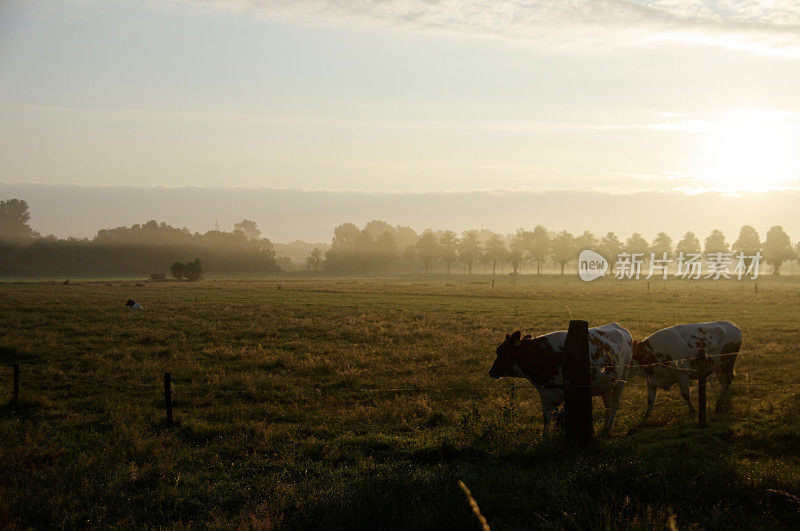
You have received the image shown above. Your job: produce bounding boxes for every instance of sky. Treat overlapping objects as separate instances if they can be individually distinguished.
[1,0,800,239]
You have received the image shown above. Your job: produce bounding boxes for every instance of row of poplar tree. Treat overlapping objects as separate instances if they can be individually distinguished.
[312,220,799,275]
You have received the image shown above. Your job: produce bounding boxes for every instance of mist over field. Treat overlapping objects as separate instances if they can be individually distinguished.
[3,183,800,243]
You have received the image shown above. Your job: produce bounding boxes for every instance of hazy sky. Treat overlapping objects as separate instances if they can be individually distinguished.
[4,184,799,244]
[2,0,800,196]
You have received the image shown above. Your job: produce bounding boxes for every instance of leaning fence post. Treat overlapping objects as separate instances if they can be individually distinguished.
[563,319,593,446]
[697,348,707,426]
[164,372,173,425]
[13,363,20,401]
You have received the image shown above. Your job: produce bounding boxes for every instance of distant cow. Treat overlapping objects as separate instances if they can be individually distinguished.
[634,321,741,418]
[489,322,634,437]
[125,299,143,310]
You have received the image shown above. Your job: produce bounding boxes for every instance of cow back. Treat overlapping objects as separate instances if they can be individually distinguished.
[640,321,741,361]
[537,322,633,393]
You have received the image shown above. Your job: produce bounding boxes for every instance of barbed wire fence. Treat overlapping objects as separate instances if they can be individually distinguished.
[5,349,797,427]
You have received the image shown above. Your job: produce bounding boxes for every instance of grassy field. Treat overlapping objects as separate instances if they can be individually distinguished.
[1,275,800,529]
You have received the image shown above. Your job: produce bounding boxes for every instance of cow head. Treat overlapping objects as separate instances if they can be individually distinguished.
[489,331,525,379]
[490,331,564,384]
[125,299,135,307]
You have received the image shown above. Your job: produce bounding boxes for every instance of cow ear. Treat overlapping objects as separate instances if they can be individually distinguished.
[511,331,522,345]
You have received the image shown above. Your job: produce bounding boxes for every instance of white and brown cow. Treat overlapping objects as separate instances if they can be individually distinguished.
[488,322,633,437]
[634,321,741,418]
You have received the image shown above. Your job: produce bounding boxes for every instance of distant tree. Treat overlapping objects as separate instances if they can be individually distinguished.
[795,242,800,270]
[0,216,279,276]
[458,230,481,275]
[184,258,203,281]
[438,230,459,275]
[256,237,277,260]
[0,198,38,241]
[363,219,394,240]
[324,223,362,272]
[402,245,416,275]
[170,258,202,281]
[483,233,507,277]
[331,223,360,249]
[732,225,761,267]
[704,229,729,254]
[676,231,701,255]
[625,233,649,256]
[233,219,261,241]
[508,229,532,274]
[598,232,622,269]
[575,230,598,254]
[550,230,575,276]
[762,225,794,275]
[394,225,419,251]
[374,232,397,274]
[170,261,185,280]
[732,225,761,254]
[306,248,323,270]
[530,225,550,275]
[416,230,439,274]
[651,232,673,256]
[353,230,375,272]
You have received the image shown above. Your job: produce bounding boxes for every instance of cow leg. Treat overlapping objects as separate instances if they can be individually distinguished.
[678,378,696,415]
[539,394,559,439]
[602,384,625,436]
[599,390,618,437]
[542,409,552,439]
[644,382,657,419]
[715,354,736,414]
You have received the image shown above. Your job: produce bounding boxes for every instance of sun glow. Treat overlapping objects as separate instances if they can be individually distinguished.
[697,111,800,192]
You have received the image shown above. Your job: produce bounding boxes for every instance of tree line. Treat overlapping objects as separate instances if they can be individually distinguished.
[313,221,800,276]
[2,197,798,277]
[0,199,280,275]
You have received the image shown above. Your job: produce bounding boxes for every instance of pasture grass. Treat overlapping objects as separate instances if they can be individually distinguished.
[1,275,799,528]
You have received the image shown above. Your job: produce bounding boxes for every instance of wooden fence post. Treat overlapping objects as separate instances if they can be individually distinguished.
[164,372,173,425]
[697,348,707,426]
[563,320,593,446]
[13,363,19,401]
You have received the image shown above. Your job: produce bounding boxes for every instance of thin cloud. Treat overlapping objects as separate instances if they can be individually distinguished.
[168,0,800,57]
[4,102,779,133]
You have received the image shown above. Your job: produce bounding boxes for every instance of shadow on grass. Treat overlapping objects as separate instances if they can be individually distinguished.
[0,398,42,419]
[0,345,39,365]
[732,427,800,460]
[283,421,799,530]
